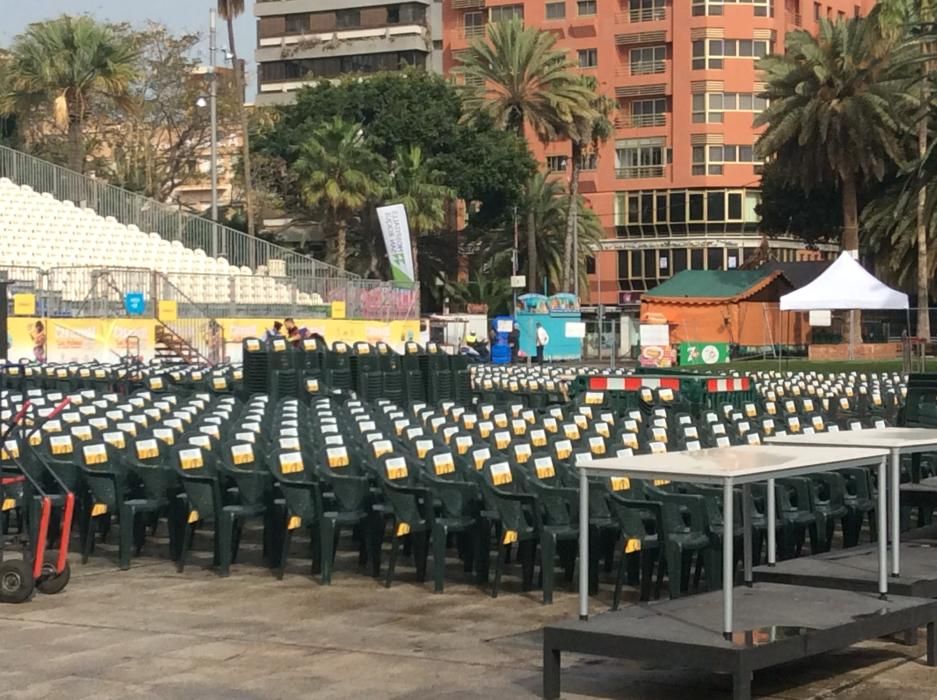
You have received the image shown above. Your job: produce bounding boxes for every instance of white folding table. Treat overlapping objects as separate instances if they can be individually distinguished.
[577,444,889,638]
[768,428,937,578]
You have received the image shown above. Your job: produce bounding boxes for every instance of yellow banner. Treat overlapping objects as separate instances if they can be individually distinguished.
[157,300,178,321]
[12,293,36,316]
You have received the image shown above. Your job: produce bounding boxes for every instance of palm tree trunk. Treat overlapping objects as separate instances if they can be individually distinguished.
[66,112,84,173]
[918,30,933,340]
[527,208,537,293]
[841,172,861,350]
[841,173,860,255]
[336,220,347,270]
[917,119,930,339]
[225,17,256,240]
[562,143,581,292]
[410,232,420,287]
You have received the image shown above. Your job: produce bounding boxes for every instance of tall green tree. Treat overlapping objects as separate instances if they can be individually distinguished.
[217,0,256,238]
[388,145,455,283]
[563,76,614,293]
[754,14,918,255]
[0,15,139,171]
[874,0,935,337]
[292,117,385,269]
[457,18,596,292]
[251,71,535,240]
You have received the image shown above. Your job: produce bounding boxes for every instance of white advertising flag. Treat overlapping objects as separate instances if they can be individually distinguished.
[376,204,415,284]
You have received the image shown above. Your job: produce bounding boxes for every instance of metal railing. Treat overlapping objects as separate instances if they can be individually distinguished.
[630,60,666,75]
[615,6,667,23]
[461,24,486,38]
[615,165,665,179]
[0,145,420,318]
[0,145,355,281]
[1,265,419,321]
[616,112,667,128]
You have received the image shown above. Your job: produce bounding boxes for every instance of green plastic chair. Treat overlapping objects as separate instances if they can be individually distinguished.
[376,453,433,588]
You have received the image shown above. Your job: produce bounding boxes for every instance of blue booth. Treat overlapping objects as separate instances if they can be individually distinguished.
[516,293,582,361]
[490,315,513,364]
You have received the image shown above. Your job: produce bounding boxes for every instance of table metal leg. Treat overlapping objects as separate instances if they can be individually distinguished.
[890,448,900,577]
[767,477,776,566]
[723,479,734,640]
[877,457,888,600]
[579,467,589,621]
[742,483,752,587]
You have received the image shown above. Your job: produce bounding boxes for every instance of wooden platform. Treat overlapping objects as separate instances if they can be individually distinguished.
[542,583,937,700]
[754,529,937,598]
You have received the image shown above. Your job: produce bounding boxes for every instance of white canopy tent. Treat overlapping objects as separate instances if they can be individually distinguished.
[780,251,909,311]
[778,252,908,364]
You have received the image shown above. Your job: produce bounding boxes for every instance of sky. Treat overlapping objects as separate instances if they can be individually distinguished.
[0,1,256,98]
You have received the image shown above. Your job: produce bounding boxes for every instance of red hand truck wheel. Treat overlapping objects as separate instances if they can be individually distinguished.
[37,557,70,595]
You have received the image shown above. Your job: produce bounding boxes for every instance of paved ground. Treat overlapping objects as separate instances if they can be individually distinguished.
[3,527,937,700]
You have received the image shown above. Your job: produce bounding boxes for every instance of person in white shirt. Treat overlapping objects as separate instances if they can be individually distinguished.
[535,322,549,364]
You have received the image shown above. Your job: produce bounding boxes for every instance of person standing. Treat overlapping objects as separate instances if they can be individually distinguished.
[264,321,283,346]
[535,322,549,364]
[508,323,520,363]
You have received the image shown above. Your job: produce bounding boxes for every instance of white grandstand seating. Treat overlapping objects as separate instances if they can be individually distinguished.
[0,178,323,306]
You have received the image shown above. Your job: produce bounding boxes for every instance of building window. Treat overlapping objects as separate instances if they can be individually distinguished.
[463,11,485,37]
[692,92,768,123]
[586,256,596,274]
[629,98,667,127]
[814,2,821,19]
[615,138,665,179]
[400,4,427,22]
[547,155,568,172]
[692,38,770,69]
[284,14,309,34]
[578,48,598,68]
[387,5,401,23]
[336,9,361,28]
[630,45,666,75]
[577,0,598,16]
[692,143,759,175]
[489,4,524,22]
[629,0,666,22]
[692,0,772,16]
[612,188,761,236]
[259,51,426,83]
[579,151,598,170]
[546,2,566,19]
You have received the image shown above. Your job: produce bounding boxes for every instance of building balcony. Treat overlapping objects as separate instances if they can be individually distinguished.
[615,165,666,179]
[615,29,668,47]
[615,6,668,24]
[452,0,485,8]
[615,112,668,129]
[627,59,666,76]
[461,25,486,39]
[786,10,802,26]
[256,26,431,62]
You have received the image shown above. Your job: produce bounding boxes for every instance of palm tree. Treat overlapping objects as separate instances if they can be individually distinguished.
[457,18,596,292]
[443,274,513,316]
[562,76,615,293]
[293,117,385,269]
[0,16,139,171]
[521,171,602,294]
[875,0,935,337]
[388,145,455,283]
[754,15,918,255]
[217,0,256,238]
